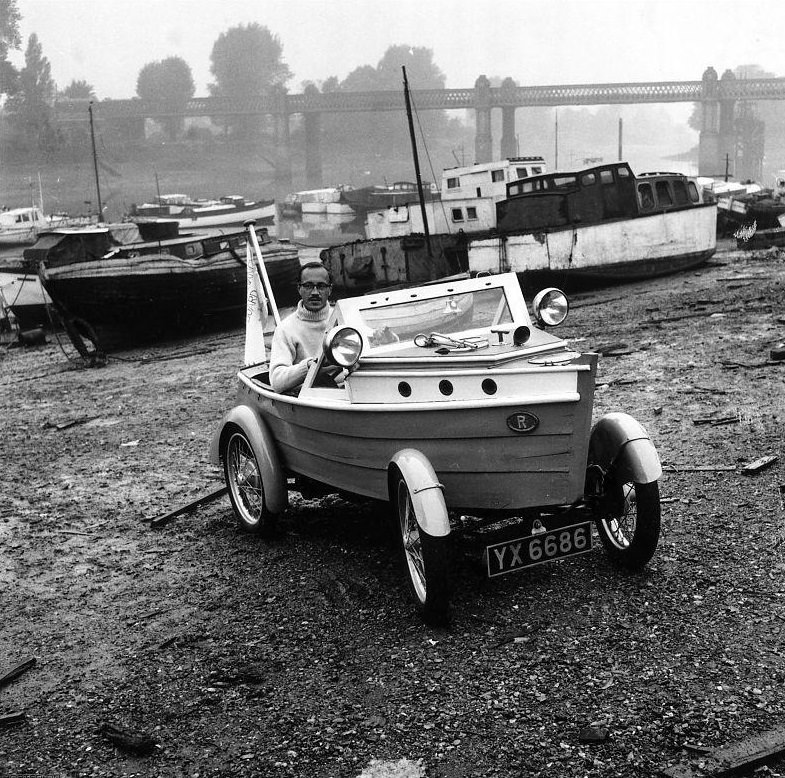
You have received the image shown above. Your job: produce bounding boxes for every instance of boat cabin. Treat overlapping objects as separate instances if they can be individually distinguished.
[497,163,704,233]
[441,157,547,202]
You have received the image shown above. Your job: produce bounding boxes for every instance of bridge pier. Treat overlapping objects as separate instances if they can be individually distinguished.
[499,78,517,159]
[474,75,493,164]
[304,114,322,188]
[698,66,739,179]
[272,88,292,190]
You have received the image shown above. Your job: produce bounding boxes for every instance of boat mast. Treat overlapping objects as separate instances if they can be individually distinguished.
[402,66,432,258]
[88,101,104,222]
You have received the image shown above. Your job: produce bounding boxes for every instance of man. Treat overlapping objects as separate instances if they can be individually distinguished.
[269,261,345,393]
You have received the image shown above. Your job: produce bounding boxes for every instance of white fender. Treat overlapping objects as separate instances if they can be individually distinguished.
[588,412,662,485]
[210,404,288,514]
[389,449,450,537]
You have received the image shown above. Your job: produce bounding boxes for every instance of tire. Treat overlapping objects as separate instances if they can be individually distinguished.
[595,479,661,570]
[391,469,450,625]
[222,427,277,535]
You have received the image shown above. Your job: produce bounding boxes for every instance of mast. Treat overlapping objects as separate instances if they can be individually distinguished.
[402,66,432,258]
[88,101,104,222]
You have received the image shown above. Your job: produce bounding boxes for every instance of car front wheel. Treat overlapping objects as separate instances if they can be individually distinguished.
[391,469,450,625]
[595,479,660,570]
[223,427,277,535]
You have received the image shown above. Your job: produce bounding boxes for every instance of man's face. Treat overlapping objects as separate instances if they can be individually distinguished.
[298,266,331,312]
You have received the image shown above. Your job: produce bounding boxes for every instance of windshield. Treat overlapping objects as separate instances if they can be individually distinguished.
[357,286,513,345]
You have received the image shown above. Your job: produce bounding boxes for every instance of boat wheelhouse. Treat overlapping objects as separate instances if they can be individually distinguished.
[469,162,716,288]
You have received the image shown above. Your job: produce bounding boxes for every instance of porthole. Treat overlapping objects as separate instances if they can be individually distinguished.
[482,379,497,395]
[398,381,412,398]
[439,380,453,396]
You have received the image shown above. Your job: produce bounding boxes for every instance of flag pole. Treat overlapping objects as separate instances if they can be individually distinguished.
[245,220,281,326]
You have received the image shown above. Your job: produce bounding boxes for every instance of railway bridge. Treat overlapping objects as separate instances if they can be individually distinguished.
[55,67,785,187]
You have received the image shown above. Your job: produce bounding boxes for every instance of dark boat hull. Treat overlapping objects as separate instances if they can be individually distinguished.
[41,249,299,348]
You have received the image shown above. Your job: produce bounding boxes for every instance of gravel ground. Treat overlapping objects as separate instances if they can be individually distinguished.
[1,239,784,778]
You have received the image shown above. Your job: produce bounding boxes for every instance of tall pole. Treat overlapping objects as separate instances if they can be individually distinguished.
[618,117,623,161]
[88,101,104,222]
[554,110,559,170]
[402,66,432,258]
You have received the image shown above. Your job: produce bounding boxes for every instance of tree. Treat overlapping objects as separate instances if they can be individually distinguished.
[319,45,463,183]
[5,33,57,151]
[136,56,195,140]
[61,79,95,99]
[208,23,291,139]
[0,0,21,96]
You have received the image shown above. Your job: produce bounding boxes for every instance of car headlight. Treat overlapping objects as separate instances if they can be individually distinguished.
[532,288,569,327]
[324,326,363,368]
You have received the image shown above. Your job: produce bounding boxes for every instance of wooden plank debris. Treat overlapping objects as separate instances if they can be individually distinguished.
[0,712,26,728]
[0,657,36,689]
[660,725,785,777]
[741,455,779,475]
[662,465,736,473]
[148,486,228,529]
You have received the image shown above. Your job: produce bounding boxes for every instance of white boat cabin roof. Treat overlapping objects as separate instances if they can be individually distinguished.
[0,206,46,226]
[440,157,547,201]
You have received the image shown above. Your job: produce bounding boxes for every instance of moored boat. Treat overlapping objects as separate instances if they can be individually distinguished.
[26,222,300,351]
[129,194,276,230]
[323,161,716,295]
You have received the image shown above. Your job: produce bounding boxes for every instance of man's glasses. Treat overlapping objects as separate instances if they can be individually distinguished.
[299,282,331,291]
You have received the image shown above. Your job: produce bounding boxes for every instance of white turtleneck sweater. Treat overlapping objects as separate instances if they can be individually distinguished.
[269,301,331,393]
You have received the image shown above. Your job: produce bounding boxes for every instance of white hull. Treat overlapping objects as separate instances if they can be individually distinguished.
[468,205,717,278]
[171,202,275,228]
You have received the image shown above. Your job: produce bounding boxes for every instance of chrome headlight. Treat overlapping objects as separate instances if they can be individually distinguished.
[532,288,569,327]
[324,326,363,368]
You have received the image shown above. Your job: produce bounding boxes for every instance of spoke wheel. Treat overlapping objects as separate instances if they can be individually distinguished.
[595,479,660,570]
[392,470,450,625]
[223,428,276,534]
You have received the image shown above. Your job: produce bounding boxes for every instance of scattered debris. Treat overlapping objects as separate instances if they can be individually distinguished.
[741,455,779,475]
[0,657,36,689]
[0,712,26,728]
[41,415,99,431]
[120,439,140,447]
[147,486,228,529]
[693,415,739,427]
[770,342,785,361]
[98,722,158,755]
[661,724,785,777]
[662,465,736,473]
[578,725,610,744]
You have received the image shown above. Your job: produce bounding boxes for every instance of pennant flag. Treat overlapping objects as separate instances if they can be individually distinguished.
[244,238,268,366]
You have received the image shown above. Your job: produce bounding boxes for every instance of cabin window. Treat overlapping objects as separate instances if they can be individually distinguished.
[599,170,615,185]
[553,175,577,189]
[476,187,481,197]
[466,207,478,220]
[491,169,505,182]
[451,208,464,222]
[672,180,689,205]
[515,167,528,178]
[655,181,674,206]
[580,173,597,187]
[617,167,631,178]
[447,177,460,189]
[638,183,655,210]
[531,166,543,175]
[687,181,700,203]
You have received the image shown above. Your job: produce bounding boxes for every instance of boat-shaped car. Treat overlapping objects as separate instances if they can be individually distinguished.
[211,236,663,623]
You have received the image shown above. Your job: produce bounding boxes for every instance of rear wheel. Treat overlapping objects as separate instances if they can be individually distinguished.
[392,469,450,625]
[223,427,277,535]
[595,479,660,569]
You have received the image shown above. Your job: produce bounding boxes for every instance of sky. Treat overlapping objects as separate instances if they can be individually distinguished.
[10,0,785,101]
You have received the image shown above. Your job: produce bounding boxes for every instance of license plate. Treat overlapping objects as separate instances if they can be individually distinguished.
[486,521,594,578]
